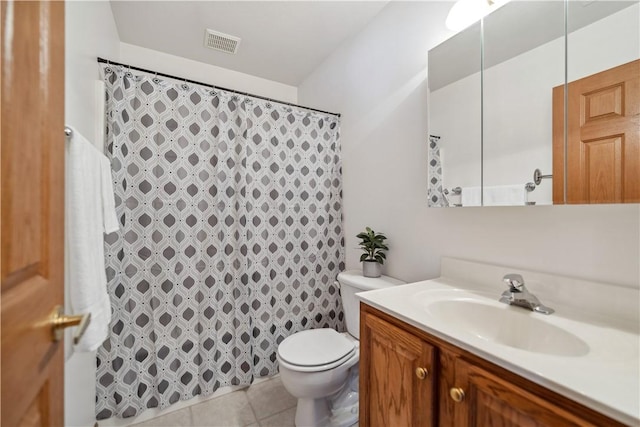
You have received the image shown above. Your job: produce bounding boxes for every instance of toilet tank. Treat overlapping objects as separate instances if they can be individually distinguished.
[337,270,405,339]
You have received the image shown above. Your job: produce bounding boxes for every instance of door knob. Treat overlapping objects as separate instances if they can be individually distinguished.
[415,367,429,380]
[450,387,465,402]
[49,305,91,344]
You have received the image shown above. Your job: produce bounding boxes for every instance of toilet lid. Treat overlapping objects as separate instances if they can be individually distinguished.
[278,329,355,367]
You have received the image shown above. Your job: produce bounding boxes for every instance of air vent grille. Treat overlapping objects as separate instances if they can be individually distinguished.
[204,29,241,54]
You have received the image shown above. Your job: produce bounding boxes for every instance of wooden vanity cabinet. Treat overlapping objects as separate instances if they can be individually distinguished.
[360,303,627,427]
[359,309,436,426]
[451,357,596,427]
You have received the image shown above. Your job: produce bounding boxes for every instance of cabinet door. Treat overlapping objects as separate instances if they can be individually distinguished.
[450,358,596,427]
[360,311,436,427]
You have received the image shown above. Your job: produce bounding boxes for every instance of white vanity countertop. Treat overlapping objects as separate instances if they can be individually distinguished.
[357,276,640,425]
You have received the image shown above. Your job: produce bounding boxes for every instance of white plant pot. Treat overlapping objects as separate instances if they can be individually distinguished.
[362,261,382,278]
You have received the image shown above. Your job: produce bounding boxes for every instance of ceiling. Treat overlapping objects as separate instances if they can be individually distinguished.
[110,1,389,86]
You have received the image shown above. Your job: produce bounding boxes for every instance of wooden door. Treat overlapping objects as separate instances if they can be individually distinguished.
[1,1,66,426]
[450,357,595,427]
[553,59,640,203]
[359,306,436,427]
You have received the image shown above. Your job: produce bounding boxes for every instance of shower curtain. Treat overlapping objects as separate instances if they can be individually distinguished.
[95,65,345,419]
[427,135,446,207]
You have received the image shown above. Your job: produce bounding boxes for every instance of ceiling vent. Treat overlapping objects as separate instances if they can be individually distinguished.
[204,29,241,54]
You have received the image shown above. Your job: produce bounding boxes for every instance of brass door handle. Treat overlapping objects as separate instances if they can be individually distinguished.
[415,367,429,380]
[49,305,91,344]
[450,387,465,403]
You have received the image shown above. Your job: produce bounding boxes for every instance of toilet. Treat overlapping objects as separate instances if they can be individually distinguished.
[277,270,405,427]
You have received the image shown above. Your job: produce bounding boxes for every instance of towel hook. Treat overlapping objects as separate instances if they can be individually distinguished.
[533,169,553,185]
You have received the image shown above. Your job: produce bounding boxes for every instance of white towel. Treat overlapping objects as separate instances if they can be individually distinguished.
[461,185,527,206]
[461,186,482,207]
[483,184,527,206]
[66,127,119,352]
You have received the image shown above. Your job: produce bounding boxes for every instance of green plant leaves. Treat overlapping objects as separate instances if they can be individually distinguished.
[357,226,388,264]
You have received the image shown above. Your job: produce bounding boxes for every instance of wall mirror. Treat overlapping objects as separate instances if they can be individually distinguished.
[427,0,639,207]
[428,22,482,207]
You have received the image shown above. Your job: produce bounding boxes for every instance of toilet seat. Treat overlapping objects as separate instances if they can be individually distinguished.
[278,329,356,373]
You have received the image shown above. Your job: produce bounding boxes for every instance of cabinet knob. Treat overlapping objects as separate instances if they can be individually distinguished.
[450,387,465,403]
[415,367,429,380]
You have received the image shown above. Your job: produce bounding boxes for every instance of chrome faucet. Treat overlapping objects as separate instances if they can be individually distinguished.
[499,274,554,315]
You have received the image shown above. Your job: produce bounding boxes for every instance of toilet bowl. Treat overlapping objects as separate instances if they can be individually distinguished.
[277,271,405,427]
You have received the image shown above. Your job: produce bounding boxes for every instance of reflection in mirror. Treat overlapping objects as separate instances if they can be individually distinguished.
[562,1,639,204]
[428,22,482,207]
[483,1,565,206]
[427,0,639,207]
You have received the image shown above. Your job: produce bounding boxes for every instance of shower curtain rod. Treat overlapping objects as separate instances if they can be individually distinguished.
[97,57,341,118]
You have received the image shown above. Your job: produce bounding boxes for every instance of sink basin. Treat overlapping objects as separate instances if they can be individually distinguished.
[424,298,590,357]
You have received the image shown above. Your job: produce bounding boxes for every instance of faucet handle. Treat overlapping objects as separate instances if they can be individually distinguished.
[503,274,525,292]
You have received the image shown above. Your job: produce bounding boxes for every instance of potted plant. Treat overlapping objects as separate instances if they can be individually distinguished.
[357,227,389,278]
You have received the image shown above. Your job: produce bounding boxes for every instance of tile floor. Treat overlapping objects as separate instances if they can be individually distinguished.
[130,377,297,427]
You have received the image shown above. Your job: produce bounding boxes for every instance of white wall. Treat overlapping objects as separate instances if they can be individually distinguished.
[65,1,120,147]
[298,1,640,289]
[568,3,640,82]
[119,43,297,103]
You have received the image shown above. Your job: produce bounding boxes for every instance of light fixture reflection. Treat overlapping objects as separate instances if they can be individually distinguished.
[445,0,511,32]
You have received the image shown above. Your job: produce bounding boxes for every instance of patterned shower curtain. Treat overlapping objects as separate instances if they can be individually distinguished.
[427,135,447,207]
[95,65,345,419]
